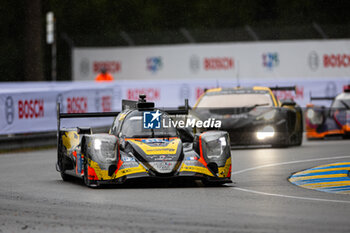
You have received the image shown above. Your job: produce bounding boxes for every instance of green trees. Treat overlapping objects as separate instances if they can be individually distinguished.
[1,0,350,82]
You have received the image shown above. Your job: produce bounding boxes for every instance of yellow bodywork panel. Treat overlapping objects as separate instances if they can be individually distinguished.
[88,159,147,180]
[62,131,80,151]
[179,163,214,177]
[119,113,127,121]
[129,139,180,155]
[115,165,148,178]
[218,157,232,178]
[252,86,278,107]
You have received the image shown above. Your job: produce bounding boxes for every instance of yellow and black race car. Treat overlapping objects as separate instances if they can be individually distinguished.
[192,86,303,147]
[56,95,232,187]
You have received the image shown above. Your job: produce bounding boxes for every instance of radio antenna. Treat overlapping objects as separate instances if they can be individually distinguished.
[236,60,240,88]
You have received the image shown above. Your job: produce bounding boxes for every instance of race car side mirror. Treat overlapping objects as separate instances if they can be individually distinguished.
[177,127,194,143]
[119,135,126,150]
[178,105,192,110]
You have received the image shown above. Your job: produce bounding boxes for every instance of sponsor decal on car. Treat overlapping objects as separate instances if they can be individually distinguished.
[141,138,169,143]
[130,139,180,155]
[121,156,136,162]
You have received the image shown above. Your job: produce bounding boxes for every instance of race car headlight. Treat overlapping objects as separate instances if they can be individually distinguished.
[94,139,102,150]
[256,125,275,140]
[306,108,323,125]
[94,138,117,161]
[219,136,227,147]
[306,109,315,119]
[257,110,276,121]
[206,136,227,159]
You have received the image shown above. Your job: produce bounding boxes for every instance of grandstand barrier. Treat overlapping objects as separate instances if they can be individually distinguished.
[0,78,348,149]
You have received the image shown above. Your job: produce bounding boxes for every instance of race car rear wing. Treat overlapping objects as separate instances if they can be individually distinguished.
[310,96,335,101]
[56,102,120,142]
[269,86,296,92]
[121,95,189,115]
[309,92,335,101]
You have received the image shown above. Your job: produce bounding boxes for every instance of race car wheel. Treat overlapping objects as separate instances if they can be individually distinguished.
[294,129,303,146]
[83,159,91,187]
[294,110,303,146]
[272,137,289,148]
[83,158,99,188]
[272,143,288,148]
[202,179,224,187]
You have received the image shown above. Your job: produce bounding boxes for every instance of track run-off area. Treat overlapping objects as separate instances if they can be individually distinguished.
[0,139,350,233]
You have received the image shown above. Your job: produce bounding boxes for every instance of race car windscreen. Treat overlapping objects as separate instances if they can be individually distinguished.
[120,111,177,138]
[331,99,350,109]
[196,92,274,108]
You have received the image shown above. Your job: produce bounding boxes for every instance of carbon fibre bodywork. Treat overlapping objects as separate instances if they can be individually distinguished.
[56,97,232,187]
[193,86,303,147]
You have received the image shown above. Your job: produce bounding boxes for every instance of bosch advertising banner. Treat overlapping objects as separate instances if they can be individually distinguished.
[0,89,56,134]
[0,78,349,135]
[118,79,218,107]
[73,39,350,81]
[0,84,116,134]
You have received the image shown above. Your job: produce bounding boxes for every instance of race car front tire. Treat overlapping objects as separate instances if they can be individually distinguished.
[83,158,99,188]
[60,171,74,181]
[271,135,290,148]
[294,129,303,146]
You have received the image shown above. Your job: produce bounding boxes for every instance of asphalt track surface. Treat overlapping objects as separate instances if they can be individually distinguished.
[1,139,350,233]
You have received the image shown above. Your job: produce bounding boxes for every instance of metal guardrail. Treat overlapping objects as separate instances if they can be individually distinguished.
[0,127,110,151]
